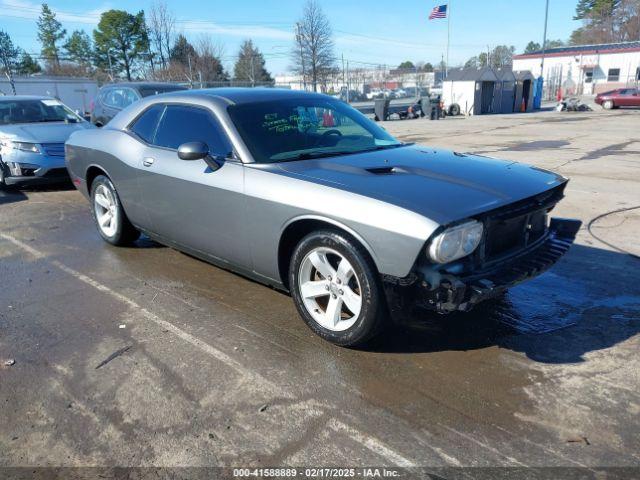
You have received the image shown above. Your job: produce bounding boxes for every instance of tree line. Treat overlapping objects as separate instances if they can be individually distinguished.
[0,1,275,86]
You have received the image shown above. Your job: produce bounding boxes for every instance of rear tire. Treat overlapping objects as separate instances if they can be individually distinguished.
[289,229,387,346]
[90,175,140,246]
[449,103,461,116]
[603,100,614,110]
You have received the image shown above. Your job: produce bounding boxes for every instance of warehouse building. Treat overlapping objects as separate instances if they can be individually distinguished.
[513,41,640,98]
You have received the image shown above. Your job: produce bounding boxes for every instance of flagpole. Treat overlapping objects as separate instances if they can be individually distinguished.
[446,0,451,77]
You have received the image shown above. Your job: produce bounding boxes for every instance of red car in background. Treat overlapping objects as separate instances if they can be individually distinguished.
[595,87,640,109]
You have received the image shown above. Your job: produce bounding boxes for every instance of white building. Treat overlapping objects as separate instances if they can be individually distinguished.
[0,76,99,114]
[513,41,640,97]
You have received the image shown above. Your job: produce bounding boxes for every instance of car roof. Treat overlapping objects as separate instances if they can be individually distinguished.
[105,87,338,132]
[0,95,55,101]
[100,82,187,90]
[152,87,332,105]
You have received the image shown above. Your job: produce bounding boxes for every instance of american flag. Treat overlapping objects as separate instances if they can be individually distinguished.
[428,4,448,19]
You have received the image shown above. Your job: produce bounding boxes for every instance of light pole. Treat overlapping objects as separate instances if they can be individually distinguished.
[540,0,550,78]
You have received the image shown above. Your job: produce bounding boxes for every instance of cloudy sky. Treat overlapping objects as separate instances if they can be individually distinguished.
[0,0,581,74]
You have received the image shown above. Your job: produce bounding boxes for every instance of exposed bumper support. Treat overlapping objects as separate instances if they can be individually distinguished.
[4,169,70,187]
[384,218,582,318]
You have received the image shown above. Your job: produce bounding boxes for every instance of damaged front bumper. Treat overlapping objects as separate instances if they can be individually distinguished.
[384,218,582,317]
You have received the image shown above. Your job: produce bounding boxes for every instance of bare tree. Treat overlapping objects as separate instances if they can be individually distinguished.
[292,0,335,92]
[195,35,228,84]
[148,1,175,69]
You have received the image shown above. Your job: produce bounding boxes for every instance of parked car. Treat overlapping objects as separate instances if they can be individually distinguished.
[338,89,365,103]
[66,89,580,346]
[595,88,640,109]
[0,95,93,187]
[393,89,407,99]
[91,82,188,126]
[365,89,383,100]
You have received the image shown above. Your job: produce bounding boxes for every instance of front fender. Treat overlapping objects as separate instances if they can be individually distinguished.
[281,214,382,271]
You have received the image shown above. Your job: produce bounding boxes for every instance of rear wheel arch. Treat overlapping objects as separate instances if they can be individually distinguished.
[86,165,109,191]
[277,217,379,290]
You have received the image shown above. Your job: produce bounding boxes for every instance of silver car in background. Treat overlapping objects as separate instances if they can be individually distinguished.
[65,88,581,346]
[0,96,94,187]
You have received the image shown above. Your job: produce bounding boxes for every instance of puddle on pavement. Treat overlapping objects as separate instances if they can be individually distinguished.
[370,267,640,361]
[494,272,587,334]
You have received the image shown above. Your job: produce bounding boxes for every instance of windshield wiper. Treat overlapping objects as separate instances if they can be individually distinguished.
[361,143,413,153]
[274,143,414,163]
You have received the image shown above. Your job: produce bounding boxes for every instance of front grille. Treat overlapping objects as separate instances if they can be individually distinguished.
[485,210,548,258]
[479,183,567,265]
[41,143,65,157]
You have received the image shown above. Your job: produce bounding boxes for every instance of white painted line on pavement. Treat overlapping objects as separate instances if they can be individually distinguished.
[328,418,416,467]
[2,232,419,467]
[0,232,273,389]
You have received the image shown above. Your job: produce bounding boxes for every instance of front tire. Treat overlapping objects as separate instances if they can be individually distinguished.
[289,230,387,346]
[603,100,614,110]
[90,175,140,246]
[0,162,6,189]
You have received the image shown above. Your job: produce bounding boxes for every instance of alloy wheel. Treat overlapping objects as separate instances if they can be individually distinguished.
[93,184,119,237]
[298,247,362,331]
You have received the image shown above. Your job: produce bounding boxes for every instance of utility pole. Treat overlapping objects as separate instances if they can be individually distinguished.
[446,0,452,77]
[346,60,350,103]
[540,0,550,78]
[296,22,307,91]
[187,54,193,89]
[342,53,345,97]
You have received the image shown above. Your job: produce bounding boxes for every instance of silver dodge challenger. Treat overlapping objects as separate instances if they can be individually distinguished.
[65,88,581,346]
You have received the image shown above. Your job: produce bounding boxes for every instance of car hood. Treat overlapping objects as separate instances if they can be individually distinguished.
[0,122,93,143]
[276,145,567,225]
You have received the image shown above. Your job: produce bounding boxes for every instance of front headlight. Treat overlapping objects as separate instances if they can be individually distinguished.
[1,141,41,154]
[427,220,484,264]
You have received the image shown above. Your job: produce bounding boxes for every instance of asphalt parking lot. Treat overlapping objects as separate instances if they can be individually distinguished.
[1,108,639,473]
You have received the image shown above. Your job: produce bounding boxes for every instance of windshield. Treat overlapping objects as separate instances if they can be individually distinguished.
[0,99,83,125]
[138,86,187,97]
[227,97,403,163]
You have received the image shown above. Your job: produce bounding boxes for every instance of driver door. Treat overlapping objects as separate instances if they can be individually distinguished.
[136,104,249,268]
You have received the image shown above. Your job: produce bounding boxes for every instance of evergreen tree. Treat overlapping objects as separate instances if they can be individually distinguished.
[524,41,541,53]
[170,34,197,66]
[233,40,272,85]
[37,3,66,67]
[397,60,415,70]
[93,10,149,81]
[16,51,42,75]
[64,30,93,67]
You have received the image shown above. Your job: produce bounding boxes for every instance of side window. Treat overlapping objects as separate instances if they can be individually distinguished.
[153,105,232,154]
[121,88,139,108]
[129,104,164,143]
[99,88,112,105]
[103,88,130,109]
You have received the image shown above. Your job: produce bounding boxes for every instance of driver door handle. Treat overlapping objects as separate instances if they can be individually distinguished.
[142,157,155,167]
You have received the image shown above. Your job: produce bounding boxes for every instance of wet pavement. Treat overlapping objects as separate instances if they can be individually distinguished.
[1,109,640,471]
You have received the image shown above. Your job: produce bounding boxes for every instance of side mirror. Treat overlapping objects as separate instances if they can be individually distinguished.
[178,141,209,161]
